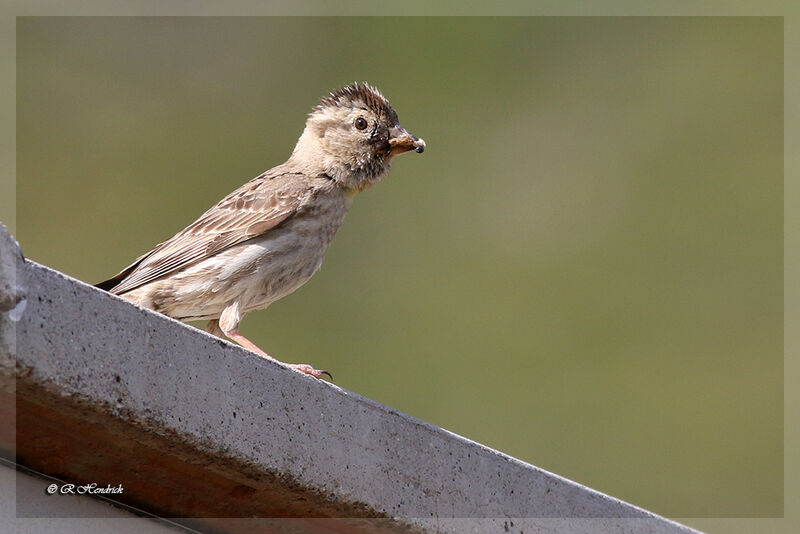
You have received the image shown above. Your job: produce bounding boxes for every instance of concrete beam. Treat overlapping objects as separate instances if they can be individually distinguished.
[0,224,699,534]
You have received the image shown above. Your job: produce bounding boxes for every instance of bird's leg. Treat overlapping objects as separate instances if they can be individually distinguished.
[214,305,332,380]
[208,319,272,357]
[221,326,332,380]
[221,326,272,358]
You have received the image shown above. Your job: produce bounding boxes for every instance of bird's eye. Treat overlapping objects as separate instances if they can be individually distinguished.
[354,117,368,130]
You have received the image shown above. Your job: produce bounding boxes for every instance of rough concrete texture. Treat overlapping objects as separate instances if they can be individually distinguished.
[0,224,699,534]
[0,224,25,371]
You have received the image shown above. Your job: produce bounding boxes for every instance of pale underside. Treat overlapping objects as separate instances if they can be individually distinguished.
[121,189,351,328]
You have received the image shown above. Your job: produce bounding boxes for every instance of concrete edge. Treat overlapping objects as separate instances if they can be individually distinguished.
[1,223,701,534]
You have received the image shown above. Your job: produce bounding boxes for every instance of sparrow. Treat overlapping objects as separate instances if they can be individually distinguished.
[97,83,425,379]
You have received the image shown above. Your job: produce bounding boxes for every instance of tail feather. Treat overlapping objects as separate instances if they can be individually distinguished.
[95,272,129,292]
[95,256,148,293]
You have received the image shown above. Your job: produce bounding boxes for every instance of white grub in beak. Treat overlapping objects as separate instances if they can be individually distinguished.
[388,126,426,158]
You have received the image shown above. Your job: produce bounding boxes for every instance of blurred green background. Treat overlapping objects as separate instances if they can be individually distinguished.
[14,17,782,521]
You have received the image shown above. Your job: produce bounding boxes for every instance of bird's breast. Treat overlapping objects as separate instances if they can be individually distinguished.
[236,189,352,311]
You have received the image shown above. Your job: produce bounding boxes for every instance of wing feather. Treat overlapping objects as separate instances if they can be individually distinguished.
[101,171,310,295]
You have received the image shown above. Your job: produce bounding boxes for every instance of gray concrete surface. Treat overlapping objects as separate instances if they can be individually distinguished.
[0,223,700,534]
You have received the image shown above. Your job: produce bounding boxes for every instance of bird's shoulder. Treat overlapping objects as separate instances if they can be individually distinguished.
[194,166,313,225]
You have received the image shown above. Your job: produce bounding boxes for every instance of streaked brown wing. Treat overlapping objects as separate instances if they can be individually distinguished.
[102,172,311,295]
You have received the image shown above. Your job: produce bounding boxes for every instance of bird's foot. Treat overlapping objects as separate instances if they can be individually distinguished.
[209,320,332,380]
[288,364,332,380]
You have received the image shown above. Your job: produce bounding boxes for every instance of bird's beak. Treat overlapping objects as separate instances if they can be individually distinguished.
[388,125,426,159]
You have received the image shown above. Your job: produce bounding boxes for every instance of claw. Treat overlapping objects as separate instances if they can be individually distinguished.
[289,363,333,381]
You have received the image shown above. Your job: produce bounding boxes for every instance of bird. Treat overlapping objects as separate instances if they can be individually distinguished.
[97,82,426,379]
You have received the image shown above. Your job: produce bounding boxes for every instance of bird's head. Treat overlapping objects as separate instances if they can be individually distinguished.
[290,83,425,192]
